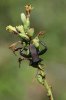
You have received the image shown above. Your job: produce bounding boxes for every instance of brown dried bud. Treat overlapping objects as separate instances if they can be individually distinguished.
[38,31,46,35]
[25,4,33,17]
[9,41,21,52]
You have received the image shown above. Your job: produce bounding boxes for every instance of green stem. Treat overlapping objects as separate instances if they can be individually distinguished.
[43,79,54,100]
[37,64,54,100]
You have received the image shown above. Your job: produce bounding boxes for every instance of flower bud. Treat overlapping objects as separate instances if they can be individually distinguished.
[27,28,34,37]
[24,18,30,30]
[6,25,17,34]
[19,33,29,40]
[32,36,39,48]
[21,13,26,24]
[16,25,24,33]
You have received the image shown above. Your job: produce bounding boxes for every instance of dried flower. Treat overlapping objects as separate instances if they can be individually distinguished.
[25,4,33,17]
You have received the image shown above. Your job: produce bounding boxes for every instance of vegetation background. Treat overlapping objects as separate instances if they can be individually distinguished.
[0,0,66,100]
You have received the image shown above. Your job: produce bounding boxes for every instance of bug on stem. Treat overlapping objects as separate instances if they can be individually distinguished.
[6,4,54,100]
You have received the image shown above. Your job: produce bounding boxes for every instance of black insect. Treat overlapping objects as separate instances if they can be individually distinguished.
[19,41,47,68]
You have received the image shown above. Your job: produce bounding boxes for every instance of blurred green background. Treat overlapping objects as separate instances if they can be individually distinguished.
[0,0,66,100]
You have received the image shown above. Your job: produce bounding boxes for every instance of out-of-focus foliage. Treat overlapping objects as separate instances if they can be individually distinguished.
[0,0,66,100]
